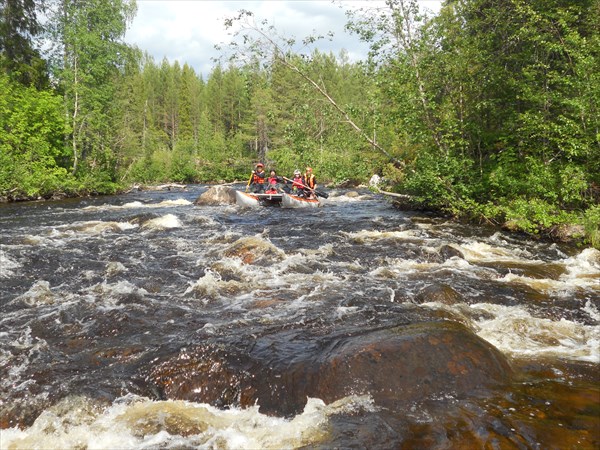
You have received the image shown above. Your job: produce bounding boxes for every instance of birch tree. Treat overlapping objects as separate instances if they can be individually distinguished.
[46,0,136,176]
[222,9,404,168]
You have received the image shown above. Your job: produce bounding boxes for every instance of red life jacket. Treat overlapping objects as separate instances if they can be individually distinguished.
[292,176,303,188]
[252,171,265,184]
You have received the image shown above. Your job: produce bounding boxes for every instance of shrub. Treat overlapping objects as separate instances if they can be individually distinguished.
[583,205,600,249]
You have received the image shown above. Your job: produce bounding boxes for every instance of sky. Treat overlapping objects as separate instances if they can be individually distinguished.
[124,1,442,78]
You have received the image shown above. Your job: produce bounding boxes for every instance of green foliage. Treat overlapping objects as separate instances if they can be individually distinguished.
[46,0,136,177]
[496,198,572,234]
[582,205,600,249]
[400,149,479,216]
[346,0,599,242]
[129,151,171,183]
[2,0,597,252]
[0,74,74,199]
[0,0,49,88]
[558,164,589,207]
[74,172,121,196]
[319,149,374,185]
[169,141,198,183]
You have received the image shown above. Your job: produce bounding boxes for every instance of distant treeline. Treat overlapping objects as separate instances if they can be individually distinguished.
[1,0,598,247]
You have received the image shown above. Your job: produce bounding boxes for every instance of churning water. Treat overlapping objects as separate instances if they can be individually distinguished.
[1,185,598,449]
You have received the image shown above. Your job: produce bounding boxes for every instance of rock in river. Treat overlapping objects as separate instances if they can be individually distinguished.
[194,185,236,205]
[142,321,513,417]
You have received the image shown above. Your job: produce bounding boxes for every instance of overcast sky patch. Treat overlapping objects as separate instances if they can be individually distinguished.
[124,1,441,78]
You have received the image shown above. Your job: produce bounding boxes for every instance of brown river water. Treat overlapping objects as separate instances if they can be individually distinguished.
[0,185,598,449]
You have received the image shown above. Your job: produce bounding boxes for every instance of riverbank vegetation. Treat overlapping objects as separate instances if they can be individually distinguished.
[1,0,598,247]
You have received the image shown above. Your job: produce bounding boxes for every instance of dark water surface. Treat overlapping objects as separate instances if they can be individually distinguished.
[1,185,598,449]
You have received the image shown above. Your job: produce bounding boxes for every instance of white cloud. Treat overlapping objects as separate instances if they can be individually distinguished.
[124,0,441,78]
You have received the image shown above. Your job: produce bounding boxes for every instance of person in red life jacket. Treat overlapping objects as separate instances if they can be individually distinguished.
[303,166,317,199]
[265,170,283,194]
[290,169,304,196]
[249,163,266,193]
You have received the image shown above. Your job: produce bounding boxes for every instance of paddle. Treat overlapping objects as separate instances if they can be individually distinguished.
[282,177,329,199]
[245,171,254,192]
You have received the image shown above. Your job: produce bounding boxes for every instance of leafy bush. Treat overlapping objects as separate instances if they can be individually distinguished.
[497,198,573,234]
[170,148,197,183]
[75,172,121,195]
[128,151,172,182]
[0,74,74,199]
[583,205,600,249]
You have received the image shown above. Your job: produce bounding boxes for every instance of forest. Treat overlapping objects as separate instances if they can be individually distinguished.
[1,0,599,247]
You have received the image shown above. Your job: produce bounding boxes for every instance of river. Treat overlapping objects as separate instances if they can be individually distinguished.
[1,185,598,449]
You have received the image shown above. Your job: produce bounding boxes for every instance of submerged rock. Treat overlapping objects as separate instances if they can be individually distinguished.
[414,283,465,305]
[222,236,285,265]
[253,321,513,416]
[143,321,513,417]
[439,244,465,260]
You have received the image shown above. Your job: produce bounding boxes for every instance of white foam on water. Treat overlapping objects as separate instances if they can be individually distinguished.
[141,214,182,230]
[186,247,345,306]
[118,222,139,231]
[83,198,192,211]
[0,249,21,278]
[413,221,434,231]
[488,232,511,246]
[498,248,600,294]
[46,221,139,240]
[75,220,138,234]
[20,235,44,245]
[376,255,479,278]
[301,242,335,260]
[561,248,600,282]
[190,214,219,228]
[13,280,56,306]
[0,327,49,393]
[205,256,247,275]
[458,240,535,263]
[0,394,375,450]
[206,235,309,283]
[86,281,149,308]
[583,300,600,322]
[326,192,372,203]
[335,306,360,319]
[120,200,145,209]
[185,268,242,301]
[156,199,193,207]
[343,228,424,243]
[549,242,569,258]
[444,243,600,294]
[106,261,128,277]
[470,303,600,363]
[499,273,597,296]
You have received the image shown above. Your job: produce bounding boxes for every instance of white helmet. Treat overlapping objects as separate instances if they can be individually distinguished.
[294,169,301,175]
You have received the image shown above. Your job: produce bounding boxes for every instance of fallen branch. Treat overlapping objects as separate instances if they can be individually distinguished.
[224,11,404,168]
[154,183,187,190]
[371,185,412,199]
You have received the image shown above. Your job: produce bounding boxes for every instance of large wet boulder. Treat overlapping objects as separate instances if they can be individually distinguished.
[306,321,511,409]
[194,185,236,205]
[142,344,255,408]
[549,223,585,243]
[142,321,512,417]
[248,321,513,415]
